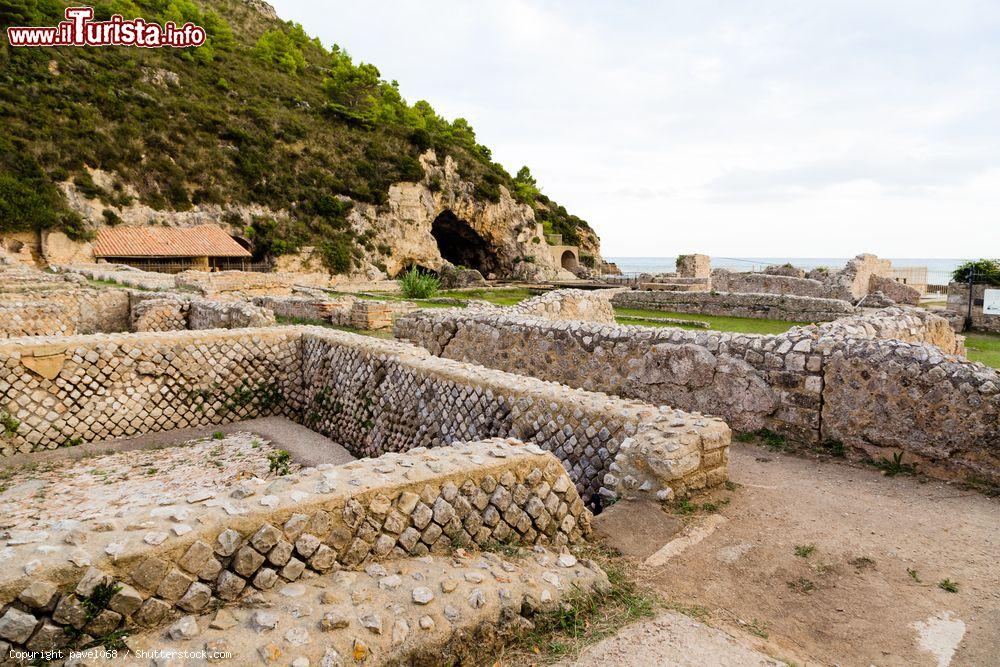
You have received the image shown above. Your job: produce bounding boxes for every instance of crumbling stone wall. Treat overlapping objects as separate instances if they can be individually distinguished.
[0,327,729,503]
[130,296,189,332]
[507,288,619,324]
[613,289,856,322]
[396,307,996,485]
[0,439,594,654]
[252,294,355,322]
[710,271,843,300]
[709,254,897,302]
[187,299,276,330]
[0,289,130,339]
[822,339,999,484]
[868,275,920,305]
[395,311,822,441]
[0,329,301,456]
[817,307,963,354]
[174,270,297,297]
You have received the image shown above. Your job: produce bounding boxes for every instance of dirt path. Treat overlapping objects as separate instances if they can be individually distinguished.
[595,444,999,666]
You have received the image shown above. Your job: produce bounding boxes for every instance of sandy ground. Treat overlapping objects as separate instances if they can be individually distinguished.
[593,444,998,667]
[561,611,781,667]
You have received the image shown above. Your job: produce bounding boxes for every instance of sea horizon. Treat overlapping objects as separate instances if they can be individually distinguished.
[605,257,967,285]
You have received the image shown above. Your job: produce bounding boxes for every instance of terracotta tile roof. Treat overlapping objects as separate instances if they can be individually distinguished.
[92,225,251,258]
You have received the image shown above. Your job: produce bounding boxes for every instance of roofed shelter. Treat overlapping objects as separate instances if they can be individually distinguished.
[92,224,253,273]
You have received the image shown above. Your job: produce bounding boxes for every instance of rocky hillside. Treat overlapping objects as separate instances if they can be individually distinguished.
[0,0,601,279]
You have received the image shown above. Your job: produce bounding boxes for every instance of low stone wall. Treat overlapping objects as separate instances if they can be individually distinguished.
[0,289,130,339]
[0,327,729,503]
[868,275,919,305]
[395,308,997,485]
[0,439,593,654]
[253,294,355,322]
[612,289,856,322]
[54,264,176,290]
[710,270,843,300]
[187,299,276,330]
[508,288,619,324]
[174,270,297,297]
[396,311,823,441]
[822,340,999,484]
[130,296,189,332]
[817,307,963,354]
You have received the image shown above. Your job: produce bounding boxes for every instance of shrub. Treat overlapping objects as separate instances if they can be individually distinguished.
[952,259,1000,286]
[398,266,440,299]
[319,233,356,274]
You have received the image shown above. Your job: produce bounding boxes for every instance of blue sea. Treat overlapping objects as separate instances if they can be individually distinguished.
[605,257,965,286]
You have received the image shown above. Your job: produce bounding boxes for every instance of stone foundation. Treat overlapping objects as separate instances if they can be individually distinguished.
[612,289,856,322]
[0,327,729,502]
[395,307,997,485]
[508,288,619,324]
[0,438,594,655]
[0,289,130,339]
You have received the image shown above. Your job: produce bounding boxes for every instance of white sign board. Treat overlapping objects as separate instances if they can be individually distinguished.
[984,289,1000,316]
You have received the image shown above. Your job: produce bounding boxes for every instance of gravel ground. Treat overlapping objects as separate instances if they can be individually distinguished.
[0,433,299,531]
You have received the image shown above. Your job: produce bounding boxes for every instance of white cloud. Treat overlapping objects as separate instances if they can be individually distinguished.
[272,0,1000,257]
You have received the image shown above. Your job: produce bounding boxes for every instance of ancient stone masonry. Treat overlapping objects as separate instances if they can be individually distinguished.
[253,294,356,323]
[816,306,963,355]
[396,311,822,441]
[708,254,907,303]
[0,328,301,455]
[822,340,999,485]
[0,439,595,655]
[0,289,130,339]
[612,289,857,323]
[396,307,997,485]
[130,295,189,332]
[0,327,728,503]
[295,330,728,502]
[506,288,620,325]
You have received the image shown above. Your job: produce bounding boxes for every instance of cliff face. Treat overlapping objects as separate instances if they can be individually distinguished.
[0,0,599,279]
[349,151,562,280]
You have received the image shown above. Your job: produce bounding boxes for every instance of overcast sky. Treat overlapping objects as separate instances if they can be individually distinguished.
[272,0,999,258]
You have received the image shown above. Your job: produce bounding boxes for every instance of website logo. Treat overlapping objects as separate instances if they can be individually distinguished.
[6,6,206,48]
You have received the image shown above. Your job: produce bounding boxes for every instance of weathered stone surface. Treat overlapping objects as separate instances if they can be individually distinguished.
[0,607,38,643]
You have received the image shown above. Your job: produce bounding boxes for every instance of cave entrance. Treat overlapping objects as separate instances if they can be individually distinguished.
[561,249,579,271]
[431,210,499,276]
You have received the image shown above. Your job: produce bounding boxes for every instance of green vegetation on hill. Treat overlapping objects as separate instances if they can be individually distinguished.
[0,0,593,270]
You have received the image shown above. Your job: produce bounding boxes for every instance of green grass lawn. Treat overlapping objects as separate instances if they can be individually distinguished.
[435,287,537,306]
[965,332,1000,368]
[614,307,807,335]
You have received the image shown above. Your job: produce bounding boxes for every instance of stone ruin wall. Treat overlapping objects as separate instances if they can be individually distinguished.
[710,270,846,300]
[395,307,998,485]
[821,339,999,484]
[612,289,857,322]
[818,306,963,354]
[0,327,729,503]
[396,312,824,442]
[0,439,594,654]
[707,254,915,304]
[505,288,620,325]
[0,289,130,339]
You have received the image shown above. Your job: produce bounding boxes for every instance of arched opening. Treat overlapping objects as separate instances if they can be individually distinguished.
[561,249,579,271]
[431,210,499,276]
